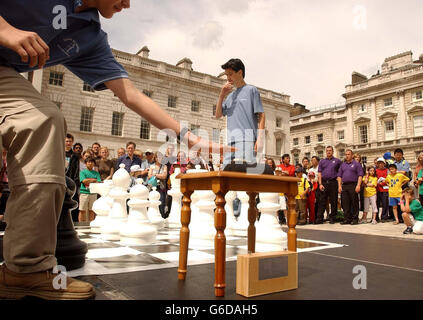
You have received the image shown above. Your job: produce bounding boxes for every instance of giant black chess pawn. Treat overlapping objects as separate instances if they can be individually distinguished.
[56,176,88,271]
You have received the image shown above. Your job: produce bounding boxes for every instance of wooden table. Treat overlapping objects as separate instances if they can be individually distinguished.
[176,171,300,297]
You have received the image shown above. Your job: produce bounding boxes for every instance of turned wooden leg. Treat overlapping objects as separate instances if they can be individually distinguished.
[287,195,297,252]
[213,186,227,297]
[178,189,193,280]
[247,192,258,253]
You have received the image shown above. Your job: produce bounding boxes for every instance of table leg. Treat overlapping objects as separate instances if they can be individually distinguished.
[178,190,193,280]
[214,187,227,297]
[287,195,297,252]
[247,192,258,253]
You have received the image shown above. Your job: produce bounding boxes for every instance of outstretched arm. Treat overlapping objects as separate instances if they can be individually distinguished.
[105,78,234,154]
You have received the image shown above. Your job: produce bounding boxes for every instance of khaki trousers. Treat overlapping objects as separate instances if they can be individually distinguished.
[0,66,66,273]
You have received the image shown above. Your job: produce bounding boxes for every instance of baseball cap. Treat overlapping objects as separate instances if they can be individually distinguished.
[145,149,153,154]
[376,157,385,163]
[383,152,391,160]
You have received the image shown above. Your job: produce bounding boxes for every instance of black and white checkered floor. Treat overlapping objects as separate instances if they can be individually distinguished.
[68,226,346,277]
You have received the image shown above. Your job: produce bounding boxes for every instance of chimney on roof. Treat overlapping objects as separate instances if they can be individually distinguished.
[176,57,193,70]
[136,46,150,59]
[351,71,368,85]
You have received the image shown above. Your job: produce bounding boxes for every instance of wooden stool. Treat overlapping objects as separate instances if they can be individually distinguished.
[177,171,299,297]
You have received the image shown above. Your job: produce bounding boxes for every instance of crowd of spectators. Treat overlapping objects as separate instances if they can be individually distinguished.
[63,134,423,235]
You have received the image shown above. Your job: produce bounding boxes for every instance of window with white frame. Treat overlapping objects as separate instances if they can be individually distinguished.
[168,95,177,108]
[191,100,200,112]
[339,149,345,159]
[53,101,62,109]
[80,106,94,132]
[305,152,311,159]
[384,97,393,107]
[111,112,124,136]
[358,104,367,113]
[384,119,395,140]
[190,124,200,135]
[414,116,423,136]
[140,119,150,140]
[317,150,324,159]
[82,82,94,92]
[305,136,311,144]
[359,125,368,143]
[317,133,323,142]
[293,138,299,146]
[338,130,345,140]
[276,138,282,156]
[276,117,282,128]
[212,128,220,143]
[293,154,299,165]
[143,90,153,98]
[49,71,64,86]
[413,90,423,101]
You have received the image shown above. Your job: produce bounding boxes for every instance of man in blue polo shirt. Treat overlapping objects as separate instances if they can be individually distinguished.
[215,58,265,165]
[115,141,142,173]
[316,146,342,224]
[0,0,229,300]
[337,149,363,225]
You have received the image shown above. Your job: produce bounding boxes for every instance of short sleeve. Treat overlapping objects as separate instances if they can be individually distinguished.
[79,170,87,182]
[222,96,229,116]
[337,165,343,178]
[63,31,128,91]
[252,87,264,114]
[96,172,101,182]
[410,200,423,213]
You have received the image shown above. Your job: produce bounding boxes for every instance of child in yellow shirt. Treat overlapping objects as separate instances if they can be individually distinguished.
[295,167,310,225]
[362,167,378,224]
[385,164,410,224]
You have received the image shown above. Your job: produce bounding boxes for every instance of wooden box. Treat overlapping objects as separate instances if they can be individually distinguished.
[236,251,298,297]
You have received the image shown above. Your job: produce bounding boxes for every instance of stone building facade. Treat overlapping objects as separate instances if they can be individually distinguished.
[29,46,292,160]
[289,103,347,164]
[289,51,423,169]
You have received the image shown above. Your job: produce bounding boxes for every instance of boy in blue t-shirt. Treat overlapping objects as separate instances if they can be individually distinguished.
[0,0,230,300]
[79,157,101,223]
[215,58,265,166]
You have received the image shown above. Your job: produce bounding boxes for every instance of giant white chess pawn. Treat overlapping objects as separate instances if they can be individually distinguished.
[90,180,113,234]
[148,186,165,230]
[102,164,130,241]
[257,192,288,249]
[167,167,183,228]
[120,179,157,245]
[230,192,251,237]
[225,191,237,236]
[188,166,216,240]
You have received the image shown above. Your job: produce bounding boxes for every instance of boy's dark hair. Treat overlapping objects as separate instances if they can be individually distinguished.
[394,148,403,155]
[73,142,83,151]
[302,157,309,162]
[84,156,96,164]
[221,58,245,79]
[388,164,397,169]
[66,133,74,140]
[312,156,320,162]
[92,142,100,148]
[126,141,136,148]
[281,154,290,160]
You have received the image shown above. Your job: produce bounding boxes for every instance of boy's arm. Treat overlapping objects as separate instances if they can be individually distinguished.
[105,78,233,154]
[0,16,49,68]
[215,82,232,119]
[255,112,265,153]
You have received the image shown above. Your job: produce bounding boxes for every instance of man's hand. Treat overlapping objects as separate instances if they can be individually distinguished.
[254,137,264,154]
[0,17,49,69]
[355,185,361,193]
[320,184,325,191]
[338,186,342,194]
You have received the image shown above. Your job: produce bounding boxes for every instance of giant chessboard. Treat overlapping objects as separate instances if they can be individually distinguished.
[63,225,346,277]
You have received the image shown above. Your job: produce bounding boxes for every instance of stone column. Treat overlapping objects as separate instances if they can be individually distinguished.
[370,97,377,142]
[397,90,407,138]
[346,104,354,145]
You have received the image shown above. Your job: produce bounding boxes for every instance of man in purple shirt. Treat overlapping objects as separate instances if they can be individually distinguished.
[337,149,363,225]
[316,146,342,224]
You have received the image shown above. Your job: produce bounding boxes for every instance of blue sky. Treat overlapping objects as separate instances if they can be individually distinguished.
[101,0,423,109]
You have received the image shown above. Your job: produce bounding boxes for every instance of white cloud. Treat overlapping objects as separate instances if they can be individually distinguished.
[101,0,423,109]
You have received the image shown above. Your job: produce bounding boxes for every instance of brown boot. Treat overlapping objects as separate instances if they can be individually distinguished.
[0,265,95,300]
